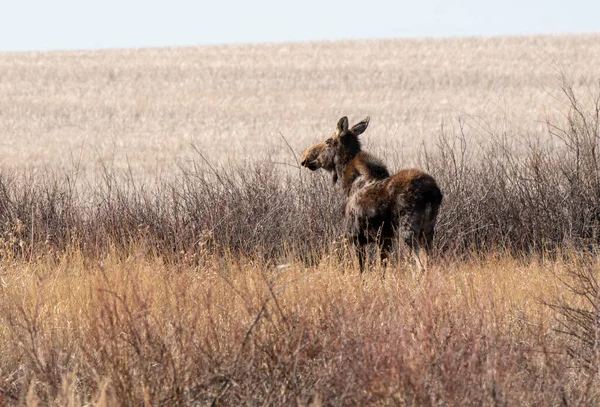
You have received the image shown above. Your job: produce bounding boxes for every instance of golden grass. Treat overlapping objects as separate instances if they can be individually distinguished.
[0,248,593,404]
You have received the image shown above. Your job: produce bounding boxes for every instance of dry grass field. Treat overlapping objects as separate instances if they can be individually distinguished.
[1,34,599,173]
[1,34,600,405]
[0,251,593,405]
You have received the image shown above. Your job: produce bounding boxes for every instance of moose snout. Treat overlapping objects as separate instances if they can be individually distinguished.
[301,159,319,171]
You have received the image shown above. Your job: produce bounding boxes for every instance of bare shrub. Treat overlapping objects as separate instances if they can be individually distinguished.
[0,162,344,263]
[423,79,600,255]
[546,253,600,372]
[0,80,598,264]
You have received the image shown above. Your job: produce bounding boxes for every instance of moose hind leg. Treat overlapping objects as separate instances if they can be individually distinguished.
[422,227,434,254]
[417,226,433,271]
[421,204,439,255]
[353,235,368,273]
[400,213,427,271]
[402,235,425,271]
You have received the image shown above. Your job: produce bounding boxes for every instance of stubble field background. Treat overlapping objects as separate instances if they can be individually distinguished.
[2,34,599,174]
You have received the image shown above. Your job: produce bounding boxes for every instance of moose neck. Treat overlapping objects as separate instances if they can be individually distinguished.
[339,166,363,196]
[340,137,361,163]
[335,141,363,197]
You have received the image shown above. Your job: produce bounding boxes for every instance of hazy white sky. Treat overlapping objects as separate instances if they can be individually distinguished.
[2,0,599,52]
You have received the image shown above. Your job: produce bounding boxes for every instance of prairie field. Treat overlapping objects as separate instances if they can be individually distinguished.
[1,34,600,405]
[1,34,600,173]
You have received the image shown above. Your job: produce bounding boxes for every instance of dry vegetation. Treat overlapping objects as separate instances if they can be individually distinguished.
[1,34,600,405]
[0,252,595,405]
[1,34,600,173]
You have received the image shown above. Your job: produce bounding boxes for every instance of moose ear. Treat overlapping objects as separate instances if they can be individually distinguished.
[337,116,349,133]
[350,116,370,136]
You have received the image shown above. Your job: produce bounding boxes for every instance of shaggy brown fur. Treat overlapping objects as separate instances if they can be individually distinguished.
[301,116,443,272]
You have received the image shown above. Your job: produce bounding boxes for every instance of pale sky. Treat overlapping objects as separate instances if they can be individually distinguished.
[1,0,599,52]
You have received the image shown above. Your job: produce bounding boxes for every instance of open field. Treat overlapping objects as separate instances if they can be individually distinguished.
[1,34,600,405]
[1,34,600,174]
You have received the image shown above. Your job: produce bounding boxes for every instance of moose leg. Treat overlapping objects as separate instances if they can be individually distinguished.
[417,228,433,271]
[420,211,437,255]
[422,229,434,254]
[404,236,425,271]
[414,239,427,271]
[410,211,428,271]
[357,245,366,273]
[379,238,394,267]
[419,203,440,263]
[352,235,368,273]
[399,213,425,271]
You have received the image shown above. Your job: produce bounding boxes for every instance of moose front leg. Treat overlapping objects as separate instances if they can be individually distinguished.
[379,237,394,267]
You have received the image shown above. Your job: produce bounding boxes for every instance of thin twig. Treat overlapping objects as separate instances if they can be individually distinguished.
[279,132,300,167]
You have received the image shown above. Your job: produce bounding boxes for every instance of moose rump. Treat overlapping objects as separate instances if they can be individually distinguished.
[345,168,442,270]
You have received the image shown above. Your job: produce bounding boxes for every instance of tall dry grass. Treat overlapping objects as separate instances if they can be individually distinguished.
[0,251,597,405]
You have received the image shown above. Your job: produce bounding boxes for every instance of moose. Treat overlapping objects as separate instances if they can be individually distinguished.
[301,116,443,272]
